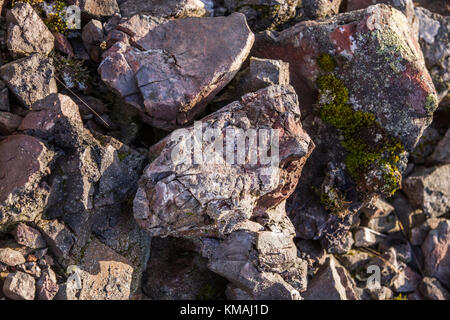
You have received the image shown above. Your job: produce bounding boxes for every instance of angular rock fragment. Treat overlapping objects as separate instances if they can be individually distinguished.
[419,277,450,300]
[0,54,57,107]
[36,219,74,259]
[409,218,444,246]
[429,129,450,165]
[81,19,105,62]
[6,2,54,58]
[392,265,421,293]
[301,0,342,19]
[99,12,254,130]
[360,197,394,219]
[403,165,450,218]
[14,223,47,249]
[2,271,35,300]
[119,0,208,18]
[69,0,120,18]
[36,268,59,300]
[422,220,450,287]
[0,248,26,266]
[354,227,385,247]
[0,111,21,135]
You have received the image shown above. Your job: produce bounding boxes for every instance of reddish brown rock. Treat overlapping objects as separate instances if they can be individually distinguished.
[54,33,74,57]
[14,223,47,249]
[36,268,59,300]
[69,0,120,18]
[0,111,22,135]
[99,13,254,130]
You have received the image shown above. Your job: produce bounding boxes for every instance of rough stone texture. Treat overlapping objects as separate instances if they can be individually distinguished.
[361,197,394,219]
[391,265,421,293]
[303,256,360,300]
[119,0,208,18]
[99,13,254,130]
[76,239,133,300]
[0,111,22,135]
[0,248,26,266]
[0,54,57,108]
[429,129,450,165]
[36,219,74,259]
[354,227,385,247]
[302,0,342,19]
[0,81,9,112]
[410,126,442,164]
[3,271,36,300]
[409,217,444,246]
[0,134,56,230]
[68,0,120,18]
[422,220,450,287]
[403,165,450,218]
[253,4,437,252]
[415,7,449,106]
[419,277,450,300]
[6,2,54,58]
[14,223,47,249]
[81,19,105,62]
[224,0,300,31]
[54,32,74,57]
[36,268,58,300]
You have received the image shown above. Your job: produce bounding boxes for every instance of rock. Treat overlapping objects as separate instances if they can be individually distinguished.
[76,239,133,300]
[429,129,450,165]
[17,261,42,278]
[337,250,370,274]
[354,227,386,247]
[361,197,394,219]
[392,192,426,230]
[0,111,22,135]
[54,32,74,57]
[225,284,253,300]
[364,248,399,286]
[134,85,313,237]
[366,213,400,234]
[99,13,254,130]
[345,0,417,25]
[419,277,450,300]
[303,256,360,300]
[368,286,393,300]
[36,268,58,300]
[0,134,56,230]
[0,54,57,108]
[0,248,26,266]
[142,237,226,300]
[410,218,444,246]
[2,271,35,300]
[119,0,208,18]
[69,0,120,18]
[36,219,74,259]
[224,0,300,31]
[14,223,46,249]
[301,0,342,19]
[6,3,54,58]
[422,220,450,287]
[392,265,421,293]
[0,81,9,112]
[81,19,104,62]
[415,7,449,105]
[403,165,450,218]
[410,126,442,164]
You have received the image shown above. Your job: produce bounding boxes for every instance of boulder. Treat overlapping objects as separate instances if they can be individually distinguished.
[301,0,342,19]
[119,0,208,18]
[6,2,54,58]
[99,12,254,130]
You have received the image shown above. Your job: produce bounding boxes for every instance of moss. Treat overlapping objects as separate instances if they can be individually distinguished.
[317,54,336,73]
[118,151,130,162]
[320,186,349,217]
[425,94,437,114]
[316,56,405,197]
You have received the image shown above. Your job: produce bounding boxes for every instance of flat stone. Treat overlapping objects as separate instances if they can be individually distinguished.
[0,248,26,266]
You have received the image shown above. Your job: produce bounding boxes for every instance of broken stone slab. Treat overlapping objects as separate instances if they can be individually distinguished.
[133,85,314,238]
[422,220,450,288]
[99,12,254,130]
[36,268,59,300]
[303,255,360,300]
[429,129,450,165]
[0,54,57,108]
[224,0,300,31]
[403,165,450,218]
[0,248,26,266]
[3,271,36,300]
[365,213,400,234]
[0,134,56,230]
[14,223,47,249]
[0,111,22,135]
[119,0,208,18]
[6,2,54,58]
[419,277,450,300]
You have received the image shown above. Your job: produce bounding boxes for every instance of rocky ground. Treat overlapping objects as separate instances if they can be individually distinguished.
[0,0,448,300]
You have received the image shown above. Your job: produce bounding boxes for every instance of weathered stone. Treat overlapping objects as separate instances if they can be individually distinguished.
[365,248,399,286]
[361,197,394,219]
[2,271,35,300]
[119,0,208,18]
[337,249,370,274]
[36,268,58,300]
[0,111,21,135]
[410,126,442,164]
[403,165,450,218]
[410,218,444,246]
[6,3,54,58]
[77,239,133,300]
[392,265,421,293]
[422,220,450,287]
[68,0,120,18]
[301,0,342,19]
[0,82,9,112]
[303,256,360,300]
[0,54,57,108]
[368,286,393,300]
[366,213,400,234]
[224,0,300,31]
[429,129,450,165]
[99,13,254,130]
[393,191,426,230]
[82,19,104,62]
[419,277,450,300]
[36,219,74,259]
[14,223,46,249]
[415,7,449,105]
[0,248,26,266]
[54,32,74,57]
[0,134,55,230]
[354,227,386,247]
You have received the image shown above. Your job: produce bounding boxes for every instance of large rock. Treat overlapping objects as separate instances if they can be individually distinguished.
[224,0,300,31]
[6,2,54,58]
[403,165,450,218]
[99,12,254,130]
[2,271,35,300]
[119,0,208,18]
[253,4,438,251]
[0,134,56,230]
[0,54,57,108]
[422,220,450,288]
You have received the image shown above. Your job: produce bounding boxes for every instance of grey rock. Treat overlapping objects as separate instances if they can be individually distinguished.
[36,219,74,259]
[368,286,394,300]
[2,271,35,300]
[0,248,26,266]
[81,19,104,62]
[354,227,386,247]
[36,268,58,300]
[419,277,450,300]
[410,217,444,246]
[14,223,46,249]
[69,0,120,18]
[119,0,208,18]
[361,197,394,219]
[429,129,450,165]
[301,0,342,19]
[392,265,421,293]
